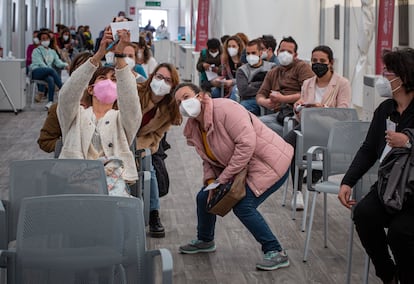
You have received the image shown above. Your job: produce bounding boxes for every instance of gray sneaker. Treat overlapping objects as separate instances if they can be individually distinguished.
[256,250,290,271]
[179,239,216,254]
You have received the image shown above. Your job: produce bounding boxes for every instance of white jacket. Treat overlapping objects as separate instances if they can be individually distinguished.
[57,60,142,181]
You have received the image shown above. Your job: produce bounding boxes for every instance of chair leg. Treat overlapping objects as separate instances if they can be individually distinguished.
[303,191,318,262]
[291,166,300,220]
[323,192,328,248]
[281,171,289,207]
[301,189,310,232]
[363,254,370,284]
[345,214,355,284]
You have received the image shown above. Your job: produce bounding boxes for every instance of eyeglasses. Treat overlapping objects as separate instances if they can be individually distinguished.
[382,70,396,77]
[154,73,172,85]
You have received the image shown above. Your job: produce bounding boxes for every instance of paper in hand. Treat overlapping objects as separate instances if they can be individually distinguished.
[203,182,220,191]
[110,21,139,42]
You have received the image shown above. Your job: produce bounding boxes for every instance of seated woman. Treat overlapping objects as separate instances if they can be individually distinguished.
[122,42,147,83]
[57,28,142,192]
[136,63,182,237]
[210,35,244,100]
[338,48,414,284]
[30,31,69,109]
[173,83,293,271]
[284,45,351,209]
[136,35,158,77]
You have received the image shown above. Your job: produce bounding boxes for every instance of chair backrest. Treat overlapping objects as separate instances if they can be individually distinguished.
[326,121,370,176]
[297,108,359,164]
[14,194,145,284]
[7,159,108,246]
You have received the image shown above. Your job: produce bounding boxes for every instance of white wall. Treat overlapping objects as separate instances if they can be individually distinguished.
[75,0,125,40]
[209,0,320,62]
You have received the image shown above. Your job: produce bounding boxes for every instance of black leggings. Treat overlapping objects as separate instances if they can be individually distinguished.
[353,189,414,283]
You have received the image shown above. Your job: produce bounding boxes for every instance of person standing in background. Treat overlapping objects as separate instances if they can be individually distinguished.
[155,19,169,40]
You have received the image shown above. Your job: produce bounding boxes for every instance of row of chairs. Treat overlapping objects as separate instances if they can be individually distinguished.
[278,108,378,283]
[0,159,172,284]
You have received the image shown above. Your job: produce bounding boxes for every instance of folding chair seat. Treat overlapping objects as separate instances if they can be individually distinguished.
[286,108,359,225]
[302,121,370,262]
[0,194,173,284]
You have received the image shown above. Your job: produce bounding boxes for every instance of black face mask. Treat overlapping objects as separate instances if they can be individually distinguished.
[312,63,329,78]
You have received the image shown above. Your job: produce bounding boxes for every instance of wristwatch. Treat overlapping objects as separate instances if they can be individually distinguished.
[405,139,412,149]
[114,53,126,58]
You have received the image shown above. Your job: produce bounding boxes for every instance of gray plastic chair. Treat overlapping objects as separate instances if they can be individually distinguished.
[302,121,370,262]
[0,194,173,284]
[134,148,152,226]
[0,159,108,251]
[288,108,359,223]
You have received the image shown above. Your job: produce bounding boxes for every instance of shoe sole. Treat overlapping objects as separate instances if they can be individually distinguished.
[149,231,165,238]
[256,260,290,271]
[179,245,216,254]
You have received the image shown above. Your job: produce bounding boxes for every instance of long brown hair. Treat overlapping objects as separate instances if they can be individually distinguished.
[137,63,182,125]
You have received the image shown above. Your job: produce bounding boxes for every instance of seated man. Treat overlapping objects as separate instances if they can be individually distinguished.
[236,39,276,115]
[261,34,280,65]
[257,36,314,136]
[196,38,222,92]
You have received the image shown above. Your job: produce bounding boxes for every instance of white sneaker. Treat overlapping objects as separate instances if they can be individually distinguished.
[45,101,53,110]
[291,191,304,211]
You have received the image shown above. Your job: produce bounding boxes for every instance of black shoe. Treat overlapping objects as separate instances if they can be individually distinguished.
[303,170,323,184]
[149,210,165,238]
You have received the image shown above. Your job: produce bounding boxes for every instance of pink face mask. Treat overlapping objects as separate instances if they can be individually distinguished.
[93,79,117,104]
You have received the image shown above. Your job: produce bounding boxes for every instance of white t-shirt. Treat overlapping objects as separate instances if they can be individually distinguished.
[314,86,326,104]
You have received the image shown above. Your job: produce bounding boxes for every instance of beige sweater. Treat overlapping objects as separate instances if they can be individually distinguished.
[57,59,142,181]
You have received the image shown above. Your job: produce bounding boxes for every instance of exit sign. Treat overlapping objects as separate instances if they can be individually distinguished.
[145,1,161,7]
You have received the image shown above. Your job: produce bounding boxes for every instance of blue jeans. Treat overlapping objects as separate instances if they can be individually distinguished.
[149,164,160,211]
[196,170,289,253]
[240,98,260,116]
[211,85,238,102]
[260,112,284,136]
[31,67,63,102]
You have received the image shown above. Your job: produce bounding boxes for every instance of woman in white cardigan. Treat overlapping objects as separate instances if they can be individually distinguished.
[57,28,142,185]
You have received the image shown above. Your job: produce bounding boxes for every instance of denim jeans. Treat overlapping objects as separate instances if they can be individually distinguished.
[211,85,238,102]
[149,164,160,211]
[31,67,63,102]
[240,98,260,116]
[196,170,289,253]
[259,112,284,136]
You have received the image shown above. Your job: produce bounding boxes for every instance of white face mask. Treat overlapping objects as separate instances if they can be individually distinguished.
[105,52,115,65]
[227,47,238,57]
[179,96,201,118]
[41,40,50,48]
[63,35,69,41]
[33,38,40,45]
[261,51,268,60]
[150,78,171,96]
[246,54,260,66]
[137,51,143,59]
[209,51,219,58]
[278,51,294,66]
[124,57,136,70]
[375,76,401,98]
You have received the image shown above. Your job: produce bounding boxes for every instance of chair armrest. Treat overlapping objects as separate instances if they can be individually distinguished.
[0,200,7,250]
[306,146,327,191]
[0,248,15,268]
[145,248,173,284]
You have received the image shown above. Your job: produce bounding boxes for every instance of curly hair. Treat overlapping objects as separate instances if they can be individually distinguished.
[383,48,414,93]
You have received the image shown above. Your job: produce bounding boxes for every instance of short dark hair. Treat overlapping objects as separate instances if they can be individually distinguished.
[207,38,220,50]
[37,31,50,40]
[383,48,414,93]
[278,36,298,53]
[220,35,230,45]
[247,39,261,50]
[261,35,277,51]
[312,45,334,62]
[173,83,201,97]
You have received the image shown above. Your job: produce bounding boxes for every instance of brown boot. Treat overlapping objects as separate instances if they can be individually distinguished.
[149,210,165,238]
[34,92,44,103]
